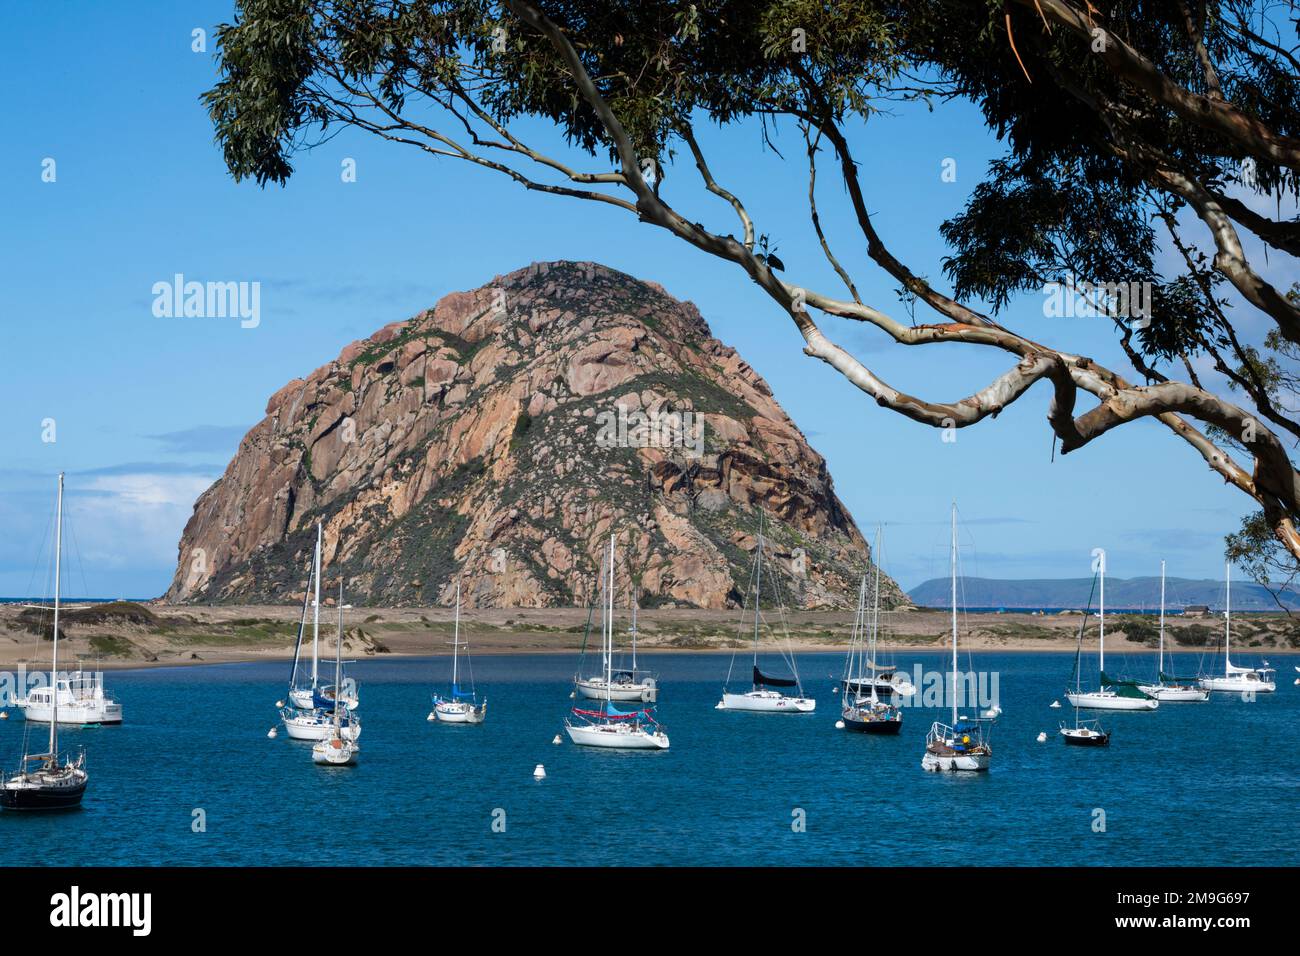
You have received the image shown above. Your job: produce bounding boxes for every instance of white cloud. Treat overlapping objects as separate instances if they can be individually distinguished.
[69,473,216,572]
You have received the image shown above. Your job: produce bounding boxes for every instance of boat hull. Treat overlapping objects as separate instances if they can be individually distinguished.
[1060,728,1110,746]
[311,738,358,765]
[564,723,669,750]
[17,702,122,725]
[0,771,88,811]
[843,715,902,734]
[433,701,486,724]
[718,691,815,713]
[1198,676,1276,693]
[282,713,360,741]
[1065,690,1158,711]
[574,679,657,702]
[920,749,989,772]
[1138,684,1209,701]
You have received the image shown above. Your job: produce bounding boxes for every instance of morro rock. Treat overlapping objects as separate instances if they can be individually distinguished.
[165,261,901,609]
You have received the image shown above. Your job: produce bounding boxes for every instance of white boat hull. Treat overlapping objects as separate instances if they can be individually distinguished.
[18,700,122,725]
[311,737,358,765]
[433,700,486,724]
[565,722,669,749]
[1198,676,1276,693]
[718,691,815,713]
[1065,690,1158,711]
[282,712,360,741]
[574,678,657,702]
[921,750,990,772]
[1138,683,1209,701]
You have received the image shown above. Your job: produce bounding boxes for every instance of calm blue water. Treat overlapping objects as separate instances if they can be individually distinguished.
[0,651,1295,866]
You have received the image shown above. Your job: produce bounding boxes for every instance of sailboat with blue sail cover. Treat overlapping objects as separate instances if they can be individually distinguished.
[565,536,669,749]
[921,504,993,771]
[429,579,486,724]
[288,523,358,712]
[280,534,360,742]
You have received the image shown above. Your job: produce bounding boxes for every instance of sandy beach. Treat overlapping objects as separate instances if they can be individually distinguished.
[1,601,1297,669]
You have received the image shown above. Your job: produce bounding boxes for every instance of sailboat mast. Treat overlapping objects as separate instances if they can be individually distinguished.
[1224,560,1231,672]
[630,588,637,673]
[950,502,957,727]
[452,578,461,686]
[50,473,64,758]
[606,536,614,699]
[1099,550,1106,674]
[1158,560,1166,674]
[870,525,881,704]
[311,521,322,687]
[753,515,764,667]
[334,583,343,729]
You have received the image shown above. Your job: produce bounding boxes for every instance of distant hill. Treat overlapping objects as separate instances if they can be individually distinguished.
[907,576,1300,611]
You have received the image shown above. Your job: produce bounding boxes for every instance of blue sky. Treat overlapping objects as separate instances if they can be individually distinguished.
[1,2,1289,598]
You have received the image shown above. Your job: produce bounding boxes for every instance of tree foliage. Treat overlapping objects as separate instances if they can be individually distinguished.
[206,0,1300,596]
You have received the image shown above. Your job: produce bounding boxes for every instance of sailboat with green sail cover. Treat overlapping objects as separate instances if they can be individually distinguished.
[1064,548,1158,712]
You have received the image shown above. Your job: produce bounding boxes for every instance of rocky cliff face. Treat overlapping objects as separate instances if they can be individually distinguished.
[165,261,902,609]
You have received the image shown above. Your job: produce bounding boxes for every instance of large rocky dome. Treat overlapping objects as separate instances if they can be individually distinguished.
[165,261,901,609]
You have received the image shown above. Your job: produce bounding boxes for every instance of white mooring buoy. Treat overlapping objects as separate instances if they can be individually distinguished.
[0,711,8,720]
[552,734,562,745]
[533,764,546,780]
[267,727,278,739]
[1036,731,1047,743]
[1050,700,1061,709]
[834,720,845,730]
[275,700,285,708]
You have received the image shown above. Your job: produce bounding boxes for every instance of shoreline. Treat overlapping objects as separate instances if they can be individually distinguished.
[2,601,1296,670]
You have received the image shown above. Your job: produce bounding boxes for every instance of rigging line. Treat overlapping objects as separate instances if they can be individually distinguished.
[724,529,761,689]
[25,504,59,661]
[64,509,92,604]
[766,537,801,687]
[21,507,55,608]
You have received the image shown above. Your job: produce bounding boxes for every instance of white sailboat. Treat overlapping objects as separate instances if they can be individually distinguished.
[839,535,914,704]
[289,523,358,712]
[313,586,359,766]
[717,515,815,714]
[1064,549,1159,711]
[922,504,992,772]
[839,528,902,734]
[1199,562,1277,694]
[1138,561,1208,701]
[574,589,658,702]
[429,579,487,724]
[2,474,89,811]
[565,536,669,750]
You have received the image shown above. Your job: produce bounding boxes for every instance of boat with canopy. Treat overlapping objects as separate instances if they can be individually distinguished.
[2,474,89,810]
[839,527,902,734]
[922,504,993,771]
[429,578,486,723]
